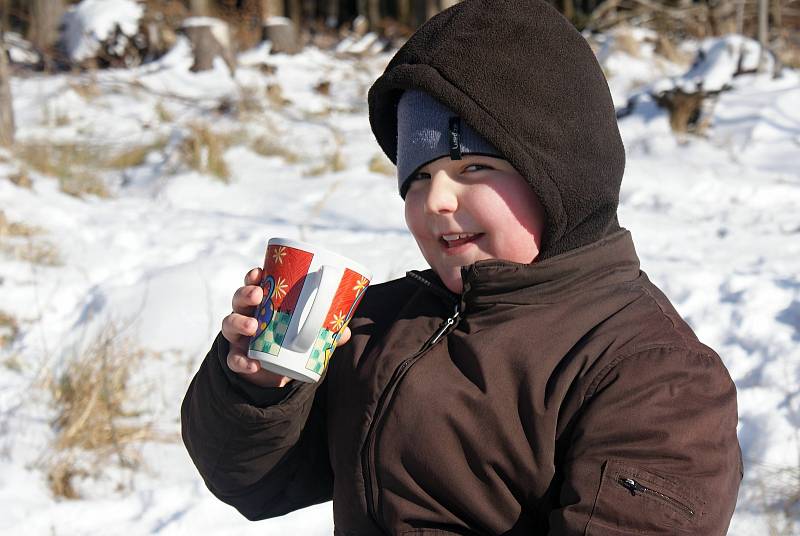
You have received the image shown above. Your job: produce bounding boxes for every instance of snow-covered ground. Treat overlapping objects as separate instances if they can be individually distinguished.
[1,25,799,535]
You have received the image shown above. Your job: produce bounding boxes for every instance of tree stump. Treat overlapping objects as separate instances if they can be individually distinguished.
[182,17,236,75]
[0,36,15,147]
[263,17,300,54]
[653,89,711,134]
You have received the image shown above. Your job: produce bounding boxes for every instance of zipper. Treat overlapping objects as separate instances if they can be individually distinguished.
[617,476,695,518]
[362,303,461,530]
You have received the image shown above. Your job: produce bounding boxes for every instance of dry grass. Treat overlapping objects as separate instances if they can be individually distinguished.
[2,354,22,372]
[266,83,291,107]
[41,325,161,499]
[249,134,300,163]
[0,310,19,348]
[314,80,332,96]
[237,86,265,115]
[0,239,63,266]
[15,143,110,198]
[68,79,101,101]
[304,149,347,177]
[179,123,233,181]
[15,138,166,197]
[612,28,641,58]
[733,456,800,536]
[58,173,110,198]
[654,33,692,67]
[8,170,33,189]
[0,211,62,266]
[104,140,166,169]
[775,31,800,69]
[0,210,41,238]
[368,152,395,176]
[155,101,173,123]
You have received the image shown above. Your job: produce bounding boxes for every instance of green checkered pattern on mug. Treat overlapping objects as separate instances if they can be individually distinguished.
[251,310,292,356]
[305,327,336,374]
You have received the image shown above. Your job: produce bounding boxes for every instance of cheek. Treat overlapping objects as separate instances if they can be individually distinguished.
[488,180,544,236]
[404,198,426,242]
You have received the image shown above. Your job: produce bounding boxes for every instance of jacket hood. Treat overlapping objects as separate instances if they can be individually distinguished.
[368,0,626,259]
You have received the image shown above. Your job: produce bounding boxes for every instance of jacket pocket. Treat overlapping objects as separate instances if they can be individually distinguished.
[585,459,703,535]
[400,529,471,535]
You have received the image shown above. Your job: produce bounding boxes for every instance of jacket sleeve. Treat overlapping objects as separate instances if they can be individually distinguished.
[547,346,742,535]
[181,333,333,520]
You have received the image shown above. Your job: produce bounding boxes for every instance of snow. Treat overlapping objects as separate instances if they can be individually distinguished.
[2,32,40,65]
[1,27,800,535]
[650,35,775,94]
[61,0,144,62]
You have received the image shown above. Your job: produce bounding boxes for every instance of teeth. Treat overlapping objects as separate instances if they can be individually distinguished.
[442,233,476,242]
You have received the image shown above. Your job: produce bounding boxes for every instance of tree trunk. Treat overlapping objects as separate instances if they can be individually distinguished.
[368,0,380,29]
[0,31,15,147]
[28,0,64,66]
[562,0,575,21]
[772,0,782,32]
[357,0,368,20]
[264,17,300,53]
[262,0,284,18]
[757,0,769,69]
[398,0,412,25]
[735,0,745,35]
[1,0,10,34]
[426,0,439,20]
[326,0,339,27]
[183,19,236,74]
[289,0,302,27]
[190,0,211,16]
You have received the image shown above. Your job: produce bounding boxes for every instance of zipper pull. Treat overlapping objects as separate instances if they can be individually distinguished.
[619,477,647,496]
[429,305,460,347]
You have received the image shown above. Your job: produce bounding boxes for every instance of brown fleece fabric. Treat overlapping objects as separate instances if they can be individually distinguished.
[368,0,626,260]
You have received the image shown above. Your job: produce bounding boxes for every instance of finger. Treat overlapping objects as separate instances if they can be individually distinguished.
[337,326,352,346]
[227,350,262,374]
[232,285,263,314]
[244,267,263,286]
[222,313,258,344]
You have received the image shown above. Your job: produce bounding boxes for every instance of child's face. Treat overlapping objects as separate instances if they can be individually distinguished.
[404,155,545,294]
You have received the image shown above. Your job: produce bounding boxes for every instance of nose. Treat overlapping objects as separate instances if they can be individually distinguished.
[424,170,458,215]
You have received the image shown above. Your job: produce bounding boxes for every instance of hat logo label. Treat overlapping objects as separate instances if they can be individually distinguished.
[449,117,462,160]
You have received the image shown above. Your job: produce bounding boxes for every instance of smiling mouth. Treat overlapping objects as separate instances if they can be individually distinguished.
[440,233,483,248]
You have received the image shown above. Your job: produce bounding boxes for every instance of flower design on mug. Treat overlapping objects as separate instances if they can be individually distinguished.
[271,246,287,265]
[353,277,368,295]
[330,311,346,332]
[274,276,288,299]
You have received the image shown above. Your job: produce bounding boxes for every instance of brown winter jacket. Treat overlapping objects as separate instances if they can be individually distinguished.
[181,229,742,535]
[183,0,741,532]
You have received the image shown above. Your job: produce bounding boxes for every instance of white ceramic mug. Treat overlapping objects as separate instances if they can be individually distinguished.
[248,238,372,383]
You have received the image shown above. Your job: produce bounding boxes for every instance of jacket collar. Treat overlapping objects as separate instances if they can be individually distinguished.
[408,230,640,313]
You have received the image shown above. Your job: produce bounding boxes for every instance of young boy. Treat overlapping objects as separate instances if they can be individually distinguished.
[182,0,742,534]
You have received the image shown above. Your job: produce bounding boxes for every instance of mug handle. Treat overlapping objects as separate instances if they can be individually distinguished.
[288,265,342,352]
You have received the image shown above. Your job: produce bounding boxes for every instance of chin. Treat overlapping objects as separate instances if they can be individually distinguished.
[440,272,463,294]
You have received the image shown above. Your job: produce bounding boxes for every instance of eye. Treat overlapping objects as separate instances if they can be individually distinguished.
[463,163,492,173]
[405,173,430,195]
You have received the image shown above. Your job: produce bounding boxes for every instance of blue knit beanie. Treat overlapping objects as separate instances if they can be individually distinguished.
[397,90,502,197]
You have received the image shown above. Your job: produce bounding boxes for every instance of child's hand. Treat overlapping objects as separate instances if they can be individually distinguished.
[221,267,351,388]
